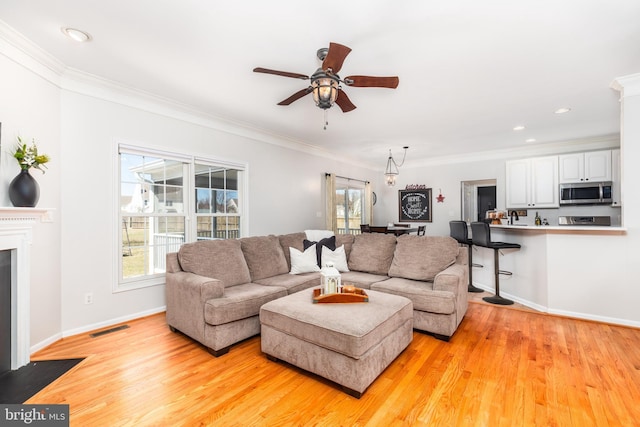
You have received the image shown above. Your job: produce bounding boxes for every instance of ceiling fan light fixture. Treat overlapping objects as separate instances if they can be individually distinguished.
[312,76,339,109]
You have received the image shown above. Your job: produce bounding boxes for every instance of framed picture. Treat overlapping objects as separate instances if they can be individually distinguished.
[399,188,432,222]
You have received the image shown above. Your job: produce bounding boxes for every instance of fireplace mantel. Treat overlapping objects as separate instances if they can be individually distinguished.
[0,207,53,370]
[0,207,54,223]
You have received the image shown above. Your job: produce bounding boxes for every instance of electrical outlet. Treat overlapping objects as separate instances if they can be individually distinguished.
[84,293,94,305]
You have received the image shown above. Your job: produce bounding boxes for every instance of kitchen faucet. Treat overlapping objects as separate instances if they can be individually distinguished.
[509,210,519,225]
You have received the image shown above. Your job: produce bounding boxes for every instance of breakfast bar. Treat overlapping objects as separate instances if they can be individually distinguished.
[470,224,626,315]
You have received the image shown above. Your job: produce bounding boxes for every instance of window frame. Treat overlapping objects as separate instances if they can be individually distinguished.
[114,142,248,293]
[335,176,369,235]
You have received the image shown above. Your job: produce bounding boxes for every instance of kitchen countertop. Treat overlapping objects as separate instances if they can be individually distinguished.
[490,224,626,234]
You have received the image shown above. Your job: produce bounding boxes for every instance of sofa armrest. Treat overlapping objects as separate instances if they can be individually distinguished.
[167,271,225,302]
[433,264,466,295]
[165,271,225,341]
[166,252,182,273]
[455,247,468,266]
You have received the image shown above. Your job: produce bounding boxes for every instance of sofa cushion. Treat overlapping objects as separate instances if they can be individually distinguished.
[335,234,355,259]
[254,272,320,294]
[178,239,251,287]
[279,232,306,269]
[348,233,397,275]
[304,235,336,267]
[289,246,321,274]
[340,271,389,290]
[204,283,287,325]
[241,235,289,281]
[388,235,459,281]
[371,277,456,315]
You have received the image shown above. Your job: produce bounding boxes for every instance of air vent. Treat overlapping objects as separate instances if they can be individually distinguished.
[89,325,129,338]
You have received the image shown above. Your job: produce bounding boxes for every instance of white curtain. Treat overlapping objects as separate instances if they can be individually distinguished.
[365,181,373,225]
[325,173,337,233]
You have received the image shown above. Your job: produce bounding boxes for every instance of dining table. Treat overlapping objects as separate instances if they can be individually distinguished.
[369,226,419,236]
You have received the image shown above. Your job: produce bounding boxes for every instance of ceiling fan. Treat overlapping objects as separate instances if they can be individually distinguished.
[253,42,399,113]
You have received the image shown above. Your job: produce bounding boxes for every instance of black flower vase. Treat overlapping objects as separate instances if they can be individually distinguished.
[9,169,40,207]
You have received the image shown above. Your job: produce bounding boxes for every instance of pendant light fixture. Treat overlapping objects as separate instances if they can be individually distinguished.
[384,146,409,186]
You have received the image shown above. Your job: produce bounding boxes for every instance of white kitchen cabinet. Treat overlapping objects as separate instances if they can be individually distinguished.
[611,148,621,206]
[506,156,559,208]
[558,150,612,183]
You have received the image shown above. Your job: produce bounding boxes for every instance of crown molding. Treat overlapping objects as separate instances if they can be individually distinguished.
[0,20,65,86]
[406,134,620,168]
[611,72,640,97]
[59,67,373,169]
[0,19,372,172]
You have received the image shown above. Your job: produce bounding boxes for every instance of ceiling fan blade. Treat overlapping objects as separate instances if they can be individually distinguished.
[322,42,352,73]
[253,67,309,80]
[277,87,313,105]
[335,90,356,113]
[344,75,399,88]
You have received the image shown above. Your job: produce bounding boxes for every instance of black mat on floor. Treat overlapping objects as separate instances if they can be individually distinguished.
[0,358,84,403]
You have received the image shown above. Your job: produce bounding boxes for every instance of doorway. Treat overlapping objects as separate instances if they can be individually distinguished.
[461,179,497,222]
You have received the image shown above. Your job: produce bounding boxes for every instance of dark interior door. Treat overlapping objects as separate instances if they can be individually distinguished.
[0,250,11,374]
[477,186,497,222]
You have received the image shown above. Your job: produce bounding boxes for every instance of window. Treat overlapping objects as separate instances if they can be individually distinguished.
[326,174,371,235]
[118,144,245,291]
[194,164,241,240]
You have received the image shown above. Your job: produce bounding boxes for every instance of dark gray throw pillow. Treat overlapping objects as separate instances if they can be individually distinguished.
[304,235,336,267]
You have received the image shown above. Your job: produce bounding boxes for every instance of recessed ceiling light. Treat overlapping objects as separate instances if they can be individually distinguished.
[61,27,92,43]
[554,107,571,114]
[513,125,526,131]
[525,138,537,143]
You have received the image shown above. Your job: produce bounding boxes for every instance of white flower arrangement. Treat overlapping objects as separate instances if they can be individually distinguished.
[13,136,50,173]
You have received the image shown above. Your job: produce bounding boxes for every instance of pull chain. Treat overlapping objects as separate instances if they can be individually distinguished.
[323,109,329,130]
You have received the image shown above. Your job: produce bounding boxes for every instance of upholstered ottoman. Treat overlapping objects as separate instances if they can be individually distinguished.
[259,288,413,398]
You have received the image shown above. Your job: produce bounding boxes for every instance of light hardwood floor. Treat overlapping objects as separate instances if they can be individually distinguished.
[29,302,640,426]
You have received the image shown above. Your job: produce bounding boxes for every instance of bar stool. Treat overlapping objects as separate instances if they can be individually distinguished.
[470,222,521,305]
[449,221,483,293]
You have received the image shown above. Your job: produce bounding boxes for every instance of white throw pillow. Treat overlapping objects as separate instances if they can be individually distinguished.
[289,245,321,274]
[305,229,335,242]
[321,245,350,272]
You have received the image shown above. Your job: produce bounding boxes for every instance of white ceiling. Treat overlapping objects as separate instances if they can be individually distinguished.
[1,0,639,168]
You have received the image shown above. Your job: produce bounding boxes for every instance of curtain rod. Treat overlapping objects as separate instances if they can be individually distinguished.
[325,173,369,184]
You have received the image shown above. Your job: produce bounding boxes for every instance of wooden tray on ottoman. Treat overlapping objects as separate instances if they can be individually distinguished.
[312,288,369,303]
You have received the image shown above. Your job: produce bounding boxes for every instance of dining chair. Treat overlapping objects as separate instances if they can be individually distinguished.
[360,224,371,233]
[417,225,426,236]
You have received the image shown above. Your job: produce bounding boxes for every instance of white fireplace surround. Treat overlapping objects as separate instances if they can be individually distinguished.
[0,207,52,370]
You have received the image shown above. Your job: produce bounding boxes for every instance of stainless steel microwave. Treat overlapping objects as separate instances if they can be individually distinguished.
[559,181,613,205]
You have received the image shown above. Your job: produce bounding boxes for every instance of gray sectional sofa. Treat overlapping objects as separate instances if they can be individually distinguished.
[165,231,468,356]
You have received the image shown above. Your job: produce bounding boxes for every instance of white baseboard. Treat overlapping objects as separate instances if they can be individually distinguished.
[547,308,640,329]
[30,332,63,355]
[472,282,640,328]
[30,306,166,355]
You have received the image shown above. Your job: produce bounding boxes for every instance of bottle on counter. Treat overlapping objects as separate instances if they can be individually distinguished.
[535,212,542,226]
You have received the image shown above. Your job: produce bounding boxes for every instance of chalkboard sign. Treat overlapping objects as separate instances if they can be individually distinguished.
[399,189,432,222]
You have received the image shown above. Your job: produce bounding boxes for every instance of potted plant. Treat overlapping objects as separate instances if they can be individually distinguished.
[9,137,50,207]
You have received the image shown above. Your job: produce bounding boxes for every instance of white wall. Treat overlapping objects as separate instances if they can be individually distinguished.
[373,157,506,235]
[59,90,374,335]
[0,53,63,349]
